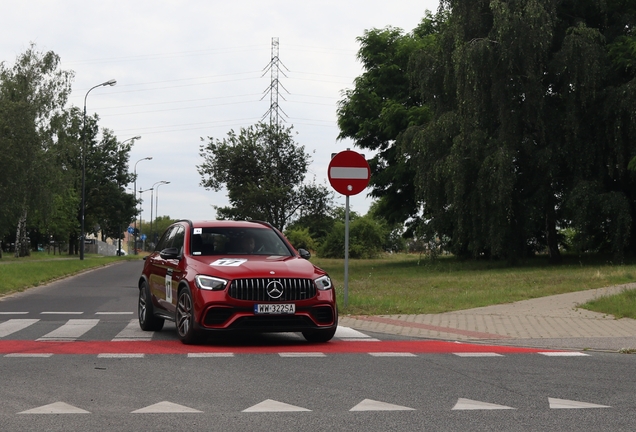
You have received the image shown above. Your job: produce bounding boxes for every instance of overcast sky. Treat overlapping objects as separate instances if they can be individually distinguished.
[2,0,439,225]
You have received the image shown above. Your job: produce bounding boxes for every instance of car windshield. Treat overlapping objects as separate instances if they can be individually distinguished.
[190,227,292,257]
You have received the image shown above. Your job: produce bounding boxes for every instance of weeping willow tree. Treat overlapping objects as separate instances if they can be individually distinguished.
[403,0,636,262]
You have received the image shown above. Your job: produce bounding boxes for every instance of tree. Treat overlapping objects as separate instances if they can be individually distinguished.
[84,127,137,243]
[198,122,333,231]
[402,0,636,262]
[336,13,439,226]
[0,45,74,256]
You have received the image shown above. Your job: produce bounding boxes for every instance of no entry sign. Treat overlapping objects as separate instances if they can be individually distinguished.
[327,150,371,196]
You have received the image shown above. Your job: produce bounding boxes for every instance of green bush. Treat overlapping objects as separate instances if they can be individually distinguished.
[284,227,316,251]
[319,216,385,259]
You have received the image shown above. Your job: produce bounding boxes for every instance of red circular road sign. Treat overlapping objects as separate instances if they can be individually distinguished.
[327,150,371,196]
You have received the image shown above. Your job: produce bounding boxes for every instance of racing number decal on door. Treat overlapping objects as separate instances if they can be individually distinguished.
[165,269,173,303]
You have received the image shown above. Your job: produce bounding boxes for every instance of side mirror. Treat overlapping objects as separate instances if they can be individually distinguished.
[298,248,311,260]
[160,247,180,260]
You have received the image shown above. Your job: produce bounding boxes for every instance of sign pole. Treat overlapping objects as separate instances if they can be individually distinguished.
[344,195,350,307]
[327,149,371,311]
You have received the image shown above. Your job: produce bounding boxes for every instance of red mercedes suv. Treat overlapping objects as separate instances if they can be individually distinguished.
[138,220,338,344]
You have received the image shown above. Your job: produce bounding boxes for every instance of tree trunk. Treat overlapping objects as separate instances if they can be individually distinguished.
[68,232,76,255]
[14,206,30,258]
[546,209,562,264]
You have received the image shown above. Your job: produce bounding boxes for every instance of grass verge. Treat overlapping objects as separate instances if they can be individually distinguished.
[580,288,636,319]
[0,252,139,296]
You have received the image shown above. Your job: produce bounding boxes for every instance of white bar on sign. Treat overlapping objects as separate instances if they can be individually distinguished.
[330,167,368,179]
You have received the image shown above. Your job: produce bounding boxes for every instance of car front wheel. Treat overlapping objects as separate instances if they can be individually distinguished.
[176,286,200,344]
[138,281,164,331]
[302,326,337,343]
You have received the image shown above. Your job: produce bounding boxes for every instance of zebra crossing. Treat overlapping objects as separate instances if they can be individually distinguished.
[0,315,151,342]
[0,314,590,357]
[0,315,375,343]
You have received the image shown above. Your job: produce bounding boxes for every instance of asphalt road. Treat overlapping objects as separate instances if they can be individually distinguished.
[0,261,635,431]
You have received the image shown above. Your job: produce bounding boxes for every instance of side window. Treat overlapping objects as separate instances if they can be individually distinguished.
[155,226,175,252]
[172,226,185,256]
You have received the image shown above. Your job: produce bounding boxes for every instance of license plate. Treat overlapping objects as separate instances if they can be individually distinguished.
[254,303,295,314]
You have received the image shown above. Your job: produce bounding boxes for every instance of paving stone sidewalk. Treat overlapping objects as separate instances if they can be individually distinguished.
[339,283,636,352]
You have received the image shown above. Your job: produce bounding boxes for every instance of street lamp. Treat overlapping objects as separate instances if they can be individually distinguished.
[116,136,141,255]
[122,135,141,146]
[138,187,152,252]
[150,181,169,245]
[80,79,117,260]
[133,156,152,254]
[155,181,170,244]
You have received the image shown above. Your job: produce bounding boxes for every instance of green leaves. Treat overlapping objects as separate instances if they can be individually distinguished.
[405,0,636,261]
[198,122,332,231]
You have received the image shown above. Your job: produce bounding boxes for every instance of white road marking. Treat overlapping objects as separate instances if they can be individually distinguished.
[368,352,417,357]
[19,402,90,414]
[40,312,83,315]
[539,352,590,357]
[335,326,371,339]
[188,353,235,357]
[0,319,39,337]
[5,353,53,358]
[548,397,610,409]
[350,399,415,411]
[36,319,99,341]
[0,312,28,315]
[131,401,202,413]
[111,319,152,341]
[452,398,515,410]
[243,399,311,412]
[453,352,504,357]
[97,353,145,358]
[279,352,326,357]
[95,312,134,315]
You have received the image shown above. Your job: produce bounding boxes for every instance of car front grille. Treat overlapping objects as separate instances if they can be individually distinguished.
[228,278,316,302]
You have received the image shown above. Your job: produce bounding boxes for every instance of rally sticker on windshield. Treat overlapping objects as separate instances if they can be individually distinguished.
[210,258,247,267]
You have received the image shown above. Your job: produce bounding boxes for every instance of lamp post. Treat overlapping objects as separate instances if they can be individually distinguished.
[138,188,152,252]
[154,181,170,244]
[81,79,117,260]
[150,181,169,246]
[133,156,152,254]
[117,136,141,255]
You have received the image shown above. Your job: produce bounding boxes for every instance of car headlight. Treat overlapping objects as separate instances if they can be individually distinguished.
[314,275,332,290]
[195,275,228,291]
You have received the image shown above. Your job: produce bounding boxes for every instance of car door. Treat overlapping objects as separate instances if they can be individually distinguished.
[159,224,185,314]
[147,225,177,310]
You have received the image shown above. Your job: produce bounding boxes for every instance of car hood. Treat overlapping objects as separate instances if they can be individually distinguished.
[189,255,325,280]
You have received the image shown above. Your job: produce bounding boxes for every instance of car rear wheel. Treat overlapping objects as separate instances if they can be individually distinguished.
[176,286,200,344]
[138,281,164,331]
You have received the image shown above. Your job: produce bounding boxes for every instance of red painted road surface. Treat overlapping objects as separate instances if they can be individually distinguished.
[0,340,558,355]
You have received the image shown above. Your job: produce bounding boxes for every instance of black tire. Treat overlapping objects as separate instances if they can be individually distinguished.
[303,307,338,343]
[138,281,164,331]
[176,286,200,344]
[302,326,337,343]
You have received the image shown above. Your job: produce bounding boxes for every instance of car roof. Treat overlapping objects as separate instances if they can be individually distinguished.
[187,220,272,229]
